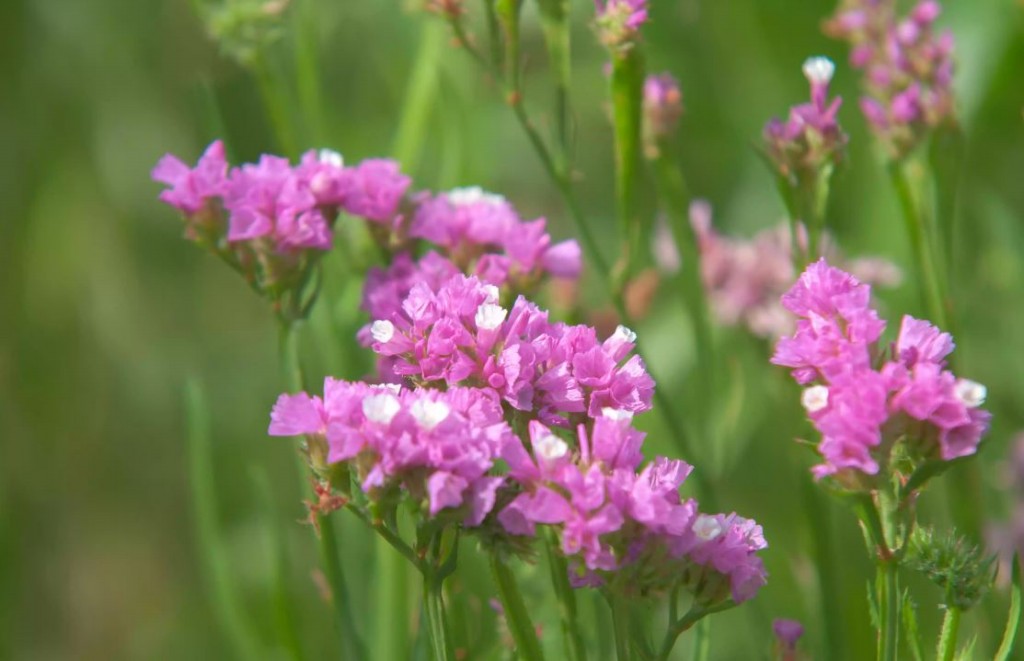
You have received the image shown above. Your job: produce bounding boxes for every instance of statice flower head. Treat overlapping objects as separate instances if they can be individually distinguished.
[594,0,648,51]
[825,0,956,158]
[409,187,581,286]
[685,201,900,338]
[642,73,683,157]
[497,410,767,604]
[763,56,847,182]
[270,380,513,525]
[772,619,804,659]
[772,259,990,485]
[369,275,654,425]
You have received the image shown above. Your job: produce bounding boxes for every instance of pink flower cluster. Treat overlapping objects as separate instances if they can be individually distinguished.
[270,381,511,525]
[763,57,847,179]
[271,276,767,603]
[643,73,683,153]
[772,260,990,480]
[369,274,654,426]
[825,0,955,157]
[500,412,767,601]
[594,0,648,49]
[678,201,899,338]
[152,141,410,253]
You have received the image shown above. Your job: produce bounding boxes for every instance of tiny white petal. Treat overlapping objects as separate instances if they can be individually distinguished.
[318,149,344,167]
[802,56,835,85]
[410,398,451,430]
[601,407,634,422]
[475,304,507,331]
[612,324,637,344]
[954,379,986,408]
[693,514,724,542]
[801,386,830,413]
[371,383,402,395]
[362,393,401,425]
[483,284,501,304]
[370,320,395,344]
[534,433,569,461]
[447,186,505,207]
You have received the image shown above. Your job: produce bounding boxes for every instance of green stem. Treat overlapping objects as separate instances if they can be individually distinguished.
[800,478,845,660]
[609,596,633,661]
[994,555,1021,661]
[887,161,947,332]
[935,606,960,661]
[185,379,262,660]
[609,49,644,278]
[877,560,899,661]
[253,53,298,159]
[318,513,365,661]
[543,531,587,661]
[691,618,710,661]
[293,0,326,145]
[490,554,546,661]
[423,570,455,661]
[392,21,446,172]
[373,544,411,661]
[654,602,732,661]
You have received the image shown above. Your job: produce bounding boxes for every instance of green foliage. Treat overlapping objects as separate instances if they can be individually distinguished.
[906,527,996,612]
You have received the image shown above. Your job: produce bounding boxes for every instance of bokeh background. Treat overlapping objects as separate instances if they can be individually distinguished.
[3,0,1024,658]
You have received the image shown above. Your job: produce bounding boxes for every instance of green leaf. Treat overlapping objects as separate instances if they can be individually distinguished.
[994,555,1022,661]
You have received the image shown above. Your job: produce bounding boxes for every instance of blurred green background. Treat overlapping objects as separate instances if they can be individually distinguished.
[3,0,1024,658]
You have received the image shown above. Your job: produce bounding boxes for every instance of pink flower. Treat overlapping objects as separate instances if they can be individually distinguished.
[342,159,410,223]
[152,140,229,215]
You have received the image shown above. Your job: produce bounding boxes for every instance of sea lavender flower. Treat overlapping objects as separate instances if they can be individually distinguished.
[369,275,654,425]
[270,380,513,525]
[642,73,683,157]
[409,187,582,285]
[594,0,648,50]
[684,201,900,338]
[497,410,767,603]
[825,0,956,158]
[772,619,804,659]
[763,56,847,181]
[772,259,990,483]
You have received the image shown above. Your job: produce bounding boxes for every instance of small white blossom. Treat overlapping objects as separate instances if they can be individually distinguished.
[954,379,986,408]
[447,186,505,207]
[601,407,634,422]
[802,56,835,85]
[318,149,344,167]
[475,304,507,331]
[801,386,830,413]
[534,433,569,461]
[612,325,637,344]
[410,398,451,430]
[362,393,401,425]
[370,320,395,343]
[483,284,501,304]
[693,515,724,542]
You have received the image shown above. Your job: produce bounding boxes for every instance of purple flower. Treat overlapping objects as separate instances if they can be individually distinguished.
[773,618,804,650]
[152,140,229,215]
[342,159,410,223]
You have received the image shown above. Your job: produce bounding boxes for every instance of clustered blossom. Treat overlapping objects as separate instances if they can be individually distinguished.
[152,141,409,294]
[772,259,990,481]
[594,0,648,50]
[825,0,956,158]
[270,381,511,525]
[676,200,899,338]
[642,73,683,156]
[369,274,654,426]
[499,412,767,601]
[763,56,847,180]
[271,276,767,604]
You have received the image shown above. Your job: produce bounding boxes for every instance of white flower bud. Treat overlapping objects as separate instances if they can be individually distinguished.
[612,324,637,344]
[483,284,501,304]
[534,433,569,461]
[410,398,450,430]
[601,407,634,422]
[475,304,507,331]
[370,320,395,344]
[954,379,986,408]
[362,393,401,425]
[801,385,830,413]
[802,56,835,85]
[693,514,724,542]
[318,149,344,167]
[447,186,505,207]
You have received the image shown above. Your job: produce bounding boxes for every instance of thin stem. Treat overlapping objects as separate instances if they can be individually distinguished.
[887,161,947,332]
[392,21,446,172]
[543,531,587,661]
[184,379,262,659]
[253,53,298,159]
[373,543,411,661]
[293,0,326,145]
[317,513,365,661]
[423,570,455,661]
[690,618,710,661]
[490,554,546,661]
[609,595,634,661]
[800,477,846,660]
[609,49,644,278]
[935,606,961,661]
[877,560,899,661]
[654,601,733,661]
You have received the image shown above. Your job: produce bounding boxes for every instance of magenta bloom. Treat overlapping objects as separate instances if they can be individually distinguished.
[773,619,804,649]
[341,158,410,224]
[151,140,229,215]
[773,260,990,481]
